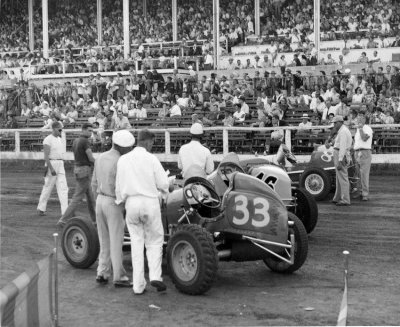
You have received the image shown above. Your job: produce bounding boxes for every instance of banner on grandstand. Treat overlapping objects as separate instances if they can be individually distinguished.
[0,253,54,327]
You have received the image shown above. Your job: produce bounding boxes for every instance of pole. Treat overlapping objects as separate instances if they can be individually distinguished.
[53,233,59,327]
[123,0,130,59]
[28,0,34,51]
[143,0,147,17]
[97,0,102,46]
[213,0,220,70]
[337,250,349,326]
[42,0,49,58]
[255,0,260,36]
[171,0,177,42]
[313,0,320,62]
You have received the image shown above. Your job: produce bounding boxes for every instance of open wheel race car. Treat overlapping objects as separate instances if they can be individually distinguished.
[61,156,309,295]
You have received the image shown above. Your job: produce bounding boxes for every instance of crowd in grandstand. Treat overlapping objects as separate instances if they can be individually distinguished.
[2,63,399,134]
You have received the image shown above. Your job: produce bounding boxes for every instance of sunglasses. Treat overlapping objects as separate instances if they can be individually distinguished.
[58,129,63,132]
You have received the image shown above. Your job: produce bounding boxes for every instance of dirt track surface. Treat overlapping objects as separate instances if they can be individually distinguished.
[1,167,400,326]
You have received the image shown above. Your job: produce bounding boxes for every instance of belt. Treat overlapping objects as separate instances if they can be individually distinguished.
[355,148,371,151]
[99,192,116,199]
[333,148,339,151]
[49,159,63,160]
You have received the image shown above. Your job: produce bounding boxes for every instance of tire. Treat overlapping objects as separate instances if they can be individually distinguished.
[291,187,318,234]
[263,213,308,274]
[61,216,100,269]
[166,224,218,295]
[300,167,331,201]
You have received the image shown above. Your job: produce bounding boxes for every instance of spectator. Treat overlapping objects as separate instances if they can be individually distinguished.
[111,110,131,130]
[298,113,312,129]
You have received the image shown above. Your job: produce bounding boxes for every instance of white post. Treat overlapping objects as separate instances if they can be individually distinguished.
[53,233,59,327]
[196,57,199,73]
[42,0,49,58]
[255,0,260,36]
[143,0,147,16]
[285,129,291,151]
[97,0,102,46]
[223,129,229,156]
[165,130,171,156]
[173,56,177,69]
[15,131,20,154]
[313,0,320,62]
[28,0,34,51]
[213,0,220,70]
[123,0,130,59]
[172,0,177,42]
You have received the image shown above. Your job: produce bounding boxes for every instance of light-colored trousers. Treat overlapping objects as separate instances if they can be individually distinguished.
[37,160,69,214]
[333,150,351,204]
[96,195,127,282]
[355,149,372,197]
[125,195,164,293]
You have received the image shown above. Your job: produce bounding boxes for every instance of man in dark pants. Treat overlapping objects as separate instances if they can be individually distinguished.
[57,123,96,227]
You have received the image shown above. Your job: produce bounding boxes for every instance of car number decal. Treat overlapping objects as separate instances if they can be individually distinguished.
[232,195,270,228]
[321,150,334,162]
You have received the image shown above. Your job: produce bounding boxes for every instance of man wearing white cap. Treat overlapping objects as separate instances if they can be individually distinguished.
[331,115,353,206]
[178,123,214,178]
[298,113,312,129]
[91,130,135,287]
[116,129,170,295]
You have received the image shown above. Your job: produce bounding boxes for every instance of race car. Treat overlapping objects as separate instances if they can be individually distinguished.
[61,157,309,295]
[242,144,358,201]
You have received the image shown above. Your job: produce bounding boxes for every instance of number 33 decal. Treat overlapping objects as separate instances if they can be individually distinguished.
[232,195,270,227]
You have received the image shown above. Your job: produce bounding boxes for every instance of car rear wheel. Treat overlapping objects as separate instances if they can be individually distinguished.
[61,216,99,269]
[300,167,331,201]
[291,187,318,234]
[167,224,218,295]
[263,213,308,274]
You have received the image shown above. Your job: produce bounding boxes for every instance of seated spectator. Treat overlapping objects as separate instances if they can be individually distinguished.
[363,84,377,104]
[352,87,364,103]
[357,52,369,64]
[157,102,170,120]
[298,114,312,129]
[233,103,245,123]
[111,110,131,130]
[4,114,18,128]
[169,99,182,117]
[222,108,234,127]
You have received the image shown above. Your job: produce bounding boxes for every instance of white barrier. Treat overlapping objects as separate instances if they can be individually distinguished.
[1,125,400,163]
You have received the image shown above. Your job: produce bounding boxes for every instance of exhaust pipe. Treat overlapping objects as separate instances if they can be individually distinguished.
[218,249,231,260]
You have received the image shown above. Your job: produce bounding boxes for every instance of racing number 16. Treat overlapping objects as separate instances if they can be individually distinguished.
[232,195,270,228]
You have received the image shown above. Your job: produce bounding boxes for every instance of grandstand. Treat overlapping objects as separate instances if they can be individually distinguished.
[1,0,400,158]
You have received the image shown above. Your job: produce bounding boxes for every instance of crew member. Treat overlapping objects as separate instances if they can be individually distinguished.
[332,115,353,206]
[354,112,373,201]
[37,121,69,216]
[178,123,214,178]
[57,123,96,227]
[116,129,170,295]
[92,130,135,287]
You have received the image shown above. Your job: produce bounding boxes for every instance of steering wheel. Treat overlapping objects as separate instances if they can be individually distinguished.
[189,182,221,209]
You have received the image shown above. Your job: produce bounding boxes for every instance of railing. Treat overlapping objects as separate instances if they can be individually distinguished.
[1,125,400,163]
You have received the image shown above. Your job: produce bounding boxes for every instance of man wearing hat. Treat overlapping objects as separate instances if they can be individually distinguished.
[298,113,312,129]
[91,130,135,287]
[178,123,214,178]
[225,58,236,70]
[116,129,170,294]
[353,112,373,201]
[331,115,353,206]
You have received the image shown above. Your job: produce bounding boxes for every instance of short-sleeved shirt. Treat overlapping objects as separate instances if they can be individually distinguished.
[43,134,65,160]
[178,140,214,178]
[354,125,373,150]
[73,136,92,166]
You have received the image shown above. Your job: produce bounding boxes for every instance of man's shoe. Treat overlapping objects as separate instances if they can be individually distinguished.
[331,200,338,204]
[96,275,109,284]
[114,280,133,288]
[362,197,369,201]
[38,210,46,216]
[133,289,147,296]
[336,202,350,206]
[150,280,167,292]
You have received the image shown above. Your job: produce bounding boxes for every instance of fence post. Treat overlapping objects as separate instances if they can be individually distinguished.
[135,59,139,72]
[285,128,291,151]
[173,56,178,70]
[165,130,171,157]
[223,129,229,156]
[15,131,20,154]
[62,61,66,76]
[53,233,59,327]
[196,57,199,73]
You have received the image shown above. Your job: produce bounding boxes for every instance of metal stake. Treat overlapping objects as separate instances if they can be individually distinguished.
[53,233,59,327]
